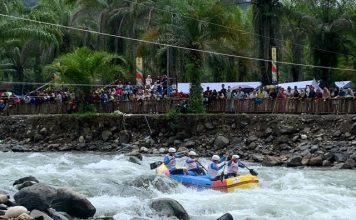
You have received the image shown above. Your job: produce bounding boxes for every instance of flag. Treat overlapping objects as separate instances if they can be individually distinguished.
[136,57,144,86]
[271,47,278,84]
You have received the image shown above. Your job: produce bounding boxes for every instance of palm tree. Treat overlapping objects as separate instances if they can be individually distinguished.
[142,0,244,112]
[303,0,354,87]
[280,0,309,81]
[45,47,127,103]
[253,0,283,85]
[71,0,155,74]
[0,0,65,92]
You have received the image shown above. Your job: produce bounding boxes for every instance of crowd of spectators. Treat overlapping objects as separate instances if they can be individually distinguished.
[1,79,355,113]
[0,75,187,111]
[203,84,355,104]
[91,75,188,104]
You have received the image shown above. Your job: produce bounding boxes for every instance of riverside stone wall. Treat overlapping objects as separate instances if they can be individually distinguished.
[1,114,356,169]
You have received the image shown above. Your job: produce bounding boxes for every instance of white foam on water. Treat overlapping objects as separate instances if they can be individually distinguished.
[1,152,356,220]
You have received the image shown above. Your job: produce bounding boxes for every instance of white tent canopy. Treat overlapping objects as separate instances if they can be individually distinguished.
[335,81,354,89]
[278,80,321,90]
[177,82,261,94]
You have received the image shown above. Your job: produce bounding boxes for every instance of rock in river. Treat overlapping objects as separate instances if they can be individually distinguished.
[150,198,189,220]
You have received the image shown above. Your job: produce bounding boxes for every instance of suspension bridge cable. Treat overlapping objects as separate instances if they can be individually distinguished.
[0,13,355,72]
[121,0,355,57]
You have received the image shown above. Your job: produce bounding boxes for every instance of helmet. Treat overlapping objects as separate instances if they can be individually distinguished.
[212,155,220,161]
[232,155,240,160]
[188,151,197,156]
[168,147,176,153]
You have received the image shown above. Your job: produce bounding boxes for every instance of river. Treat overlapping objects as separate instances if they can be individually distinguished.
[1,152,356,220]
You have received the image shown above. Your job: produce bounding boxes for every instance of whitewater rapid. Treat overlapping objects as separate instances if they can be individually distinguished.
[1,152,356,220]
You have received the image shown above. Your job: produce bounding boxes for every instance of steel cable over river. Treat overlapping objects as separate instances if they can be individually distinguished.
[1,152,356,220]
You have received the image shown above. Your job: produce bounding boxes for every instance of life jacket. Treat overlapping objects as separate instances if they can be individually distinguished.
[185,157,198,170]
[227,160,239,174]
[163,154,176,170]
[208,162,220,178]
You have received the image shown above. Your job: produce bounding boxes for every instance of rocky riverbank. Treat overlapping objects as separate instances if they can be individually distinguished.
[1,114,356,169]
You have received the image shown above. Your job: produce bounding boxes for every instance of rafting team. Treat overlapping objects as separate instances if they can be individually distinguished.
[163,147,245,180]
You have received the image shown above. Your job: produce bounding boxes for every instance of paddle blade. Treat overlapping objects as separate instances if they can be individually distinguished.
[249,169,258,176]
[220,171,225,182]
[150,161,162,170]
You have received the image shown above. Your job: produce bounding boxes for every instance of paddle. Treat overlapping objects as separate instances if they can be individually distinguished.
[196,160,208,173]
[240,162,258,176]
[220,157,228,182]
[150,161,163,170]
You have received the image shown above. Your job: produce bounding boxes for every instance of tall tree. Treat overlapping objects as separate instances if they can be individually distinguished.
[303,0,354,87]
[253,0,283,85]
[142,0,244,112]
[45,47,127,103]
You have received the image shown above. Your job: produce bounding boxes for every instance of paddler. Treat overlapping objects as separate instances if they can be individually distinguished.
[226,155,245,178]
[163,147,186,174]
[185,151,205,176]
[207,155,226,181]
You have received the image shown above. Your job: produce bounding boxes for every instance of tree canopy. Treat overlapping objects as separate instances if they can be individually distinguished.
[0,0,355,94]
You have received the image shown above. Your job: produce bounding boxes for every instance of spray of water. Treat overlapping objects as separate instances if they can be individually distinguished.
[0,152,355,220]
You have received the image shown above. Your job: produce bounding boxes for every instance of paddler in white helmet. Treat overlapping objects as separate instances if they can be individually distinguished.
[207,155,226,181]
[226,155,245,178]
[163,147,185,174]
[185,151,205,176]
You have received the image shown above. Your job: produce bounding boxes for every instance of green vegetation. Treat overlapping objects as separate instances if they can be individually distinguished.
[0,0,355,93]
[45,47,126,101]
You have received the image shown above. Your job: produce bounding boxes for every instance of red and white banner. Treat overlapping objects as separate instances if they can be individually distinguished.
[135,57,144,86]
[271,47,278,84]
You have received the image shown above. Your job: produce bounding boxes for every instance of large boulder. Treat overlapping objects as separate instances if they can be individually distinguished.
[119,130,131,144]
[127,175,178,194]
[12,145,30,152]
[47,209,72,220]
[204,122,214,130]
[16,213,33,220]
[128,156,142,165]
[309,155,323,166]
[0,194,9,204]
[30,210,54,220]
[14,183,57,211]
[181,141,196,149]
[344,159,356,169]
[51,188,96,219]
[150,198,189,220]
[4,206,28,219]
[252,154,264,163]
[101,130,112,142]
[0,204,7,210]
[14,183,95,219]
[334,153,347,162]
[217,213,233,220]
[350,122,356,134]
[287,156,302,167]
[13,176,39,187]
[278,125,298,135]
[214,136,230,149]
[262,156,282,166]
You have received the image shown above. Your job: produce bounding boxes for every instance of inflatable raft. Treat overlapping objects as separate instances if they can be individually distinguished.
[156,164,259,192]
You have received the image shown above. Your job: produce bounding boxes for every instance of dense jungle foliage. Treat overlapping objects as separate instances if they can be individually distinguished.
[0,0,355,91]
